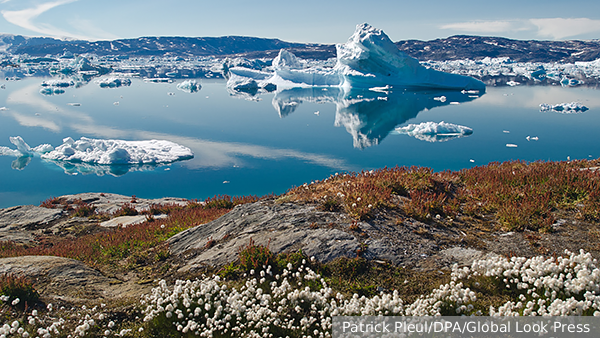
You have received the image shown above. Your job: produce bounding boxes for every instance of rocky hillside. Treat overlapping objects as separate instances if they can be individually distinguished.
[1,33,598,62]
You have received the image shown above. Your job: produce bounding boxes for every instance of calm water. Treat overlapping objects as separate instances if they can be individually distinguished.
[1,77,599,208]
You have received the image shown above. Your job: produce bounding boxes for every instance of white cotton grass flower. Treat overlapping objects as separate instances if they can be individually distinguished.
[3,250,600,336]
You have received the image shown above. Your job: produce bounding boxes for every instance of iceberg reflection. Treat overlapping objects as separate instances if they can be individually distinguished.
[272,87,483,148]
[43,160,166,177]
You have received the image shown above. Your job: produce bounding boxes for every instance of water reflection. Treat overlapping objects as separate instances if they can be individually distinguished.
[44,160,164,177]
[272,87,484,148]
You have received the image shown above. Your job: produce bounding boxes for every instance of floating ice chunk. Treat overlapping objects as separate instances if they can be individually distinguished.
[369,85,392,93]
[272,49,303,70]
[506,144,518,148]
[227,74,259,94]
[9,136,32,155]
[144,78,173,83]
[39,87,65,95]
[96,77,131,88]
[41,79,73,87]
[0,136,52,158]
[176,79,201,93]
[394,121,473,142]
[41,137,193,165]
[539,102,589,113]
[32,144,54,153]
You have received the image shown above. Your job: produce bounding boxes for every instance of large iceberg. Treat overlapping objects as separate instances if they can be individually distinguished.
[226,23,485,92]
[394,121,473,142]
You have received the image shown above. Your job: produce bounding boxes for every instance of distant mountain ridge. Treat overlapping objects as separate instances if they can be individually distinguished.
[1,33,599,63]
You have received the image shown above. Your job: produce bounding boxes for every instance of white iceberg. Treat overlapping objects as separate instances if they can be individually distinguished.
[226,23,485,93]
[334,24,485,90]
[41,79,74,87]
[39,87,65,95]
[176,79,201,93]
[394,121,473,142]
[539,102,589,113]
[96,77,132,88]
[41,137,193,165]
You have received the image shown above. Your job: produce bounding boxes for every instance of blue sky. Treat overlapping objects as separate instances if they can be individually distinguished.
[1,0,600,43]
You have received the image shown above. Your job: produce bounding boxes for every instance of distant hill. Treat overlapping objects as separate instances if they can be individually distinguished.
[1,33,599,63]
[396,35,600,63]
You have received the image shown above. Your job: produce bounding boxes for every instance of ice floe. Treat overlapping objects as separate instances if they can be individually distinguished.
[394,121,473,142]
[42,137,193,164]
[176,79,201,93]
[1,136,193,167]
[539,102,589,113]
[96,76,132,88]
[226,23,485,93]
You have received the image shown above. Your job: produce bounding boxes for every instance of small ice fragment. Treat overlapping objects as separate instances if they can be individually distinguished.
[506,144,518,148]
[369,85,392,93]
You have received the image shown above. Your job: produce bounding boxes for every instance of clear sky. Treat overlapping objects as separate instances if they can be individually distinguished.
[0,0,599,43]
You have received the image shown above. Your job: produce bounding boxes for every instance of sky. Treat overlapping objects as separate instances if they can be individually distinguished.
[0,0,600,43]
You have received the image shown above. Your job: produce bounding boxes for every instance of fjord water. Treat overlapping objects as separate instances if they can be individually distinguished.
[1,77,599,208]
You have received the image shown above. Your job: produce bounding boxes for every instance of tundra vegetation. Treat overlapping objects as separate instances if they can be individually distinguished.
[2,159,600,337]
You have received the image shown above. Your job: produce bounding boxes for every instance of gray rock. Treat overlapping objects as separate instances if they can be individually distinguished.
[0,205,65,243]
[169,200,362,271]
[0,255,150,302]
[169,199,466,271]
[59,192,188,214]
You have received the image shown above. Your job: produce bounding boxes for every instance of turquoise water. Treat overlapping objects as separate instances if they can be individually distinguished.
[1,77,599,208]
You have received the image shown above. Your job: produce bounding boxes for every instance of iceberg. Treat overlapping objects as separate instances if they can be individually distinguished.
[394,121,473,142]
[334,24,485,90]
[539,102,589,113]
[96,77,132,88]
[41,137,193,165]
[176,79,201,93]
[226,23,485,93]
[41,79,74,87]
